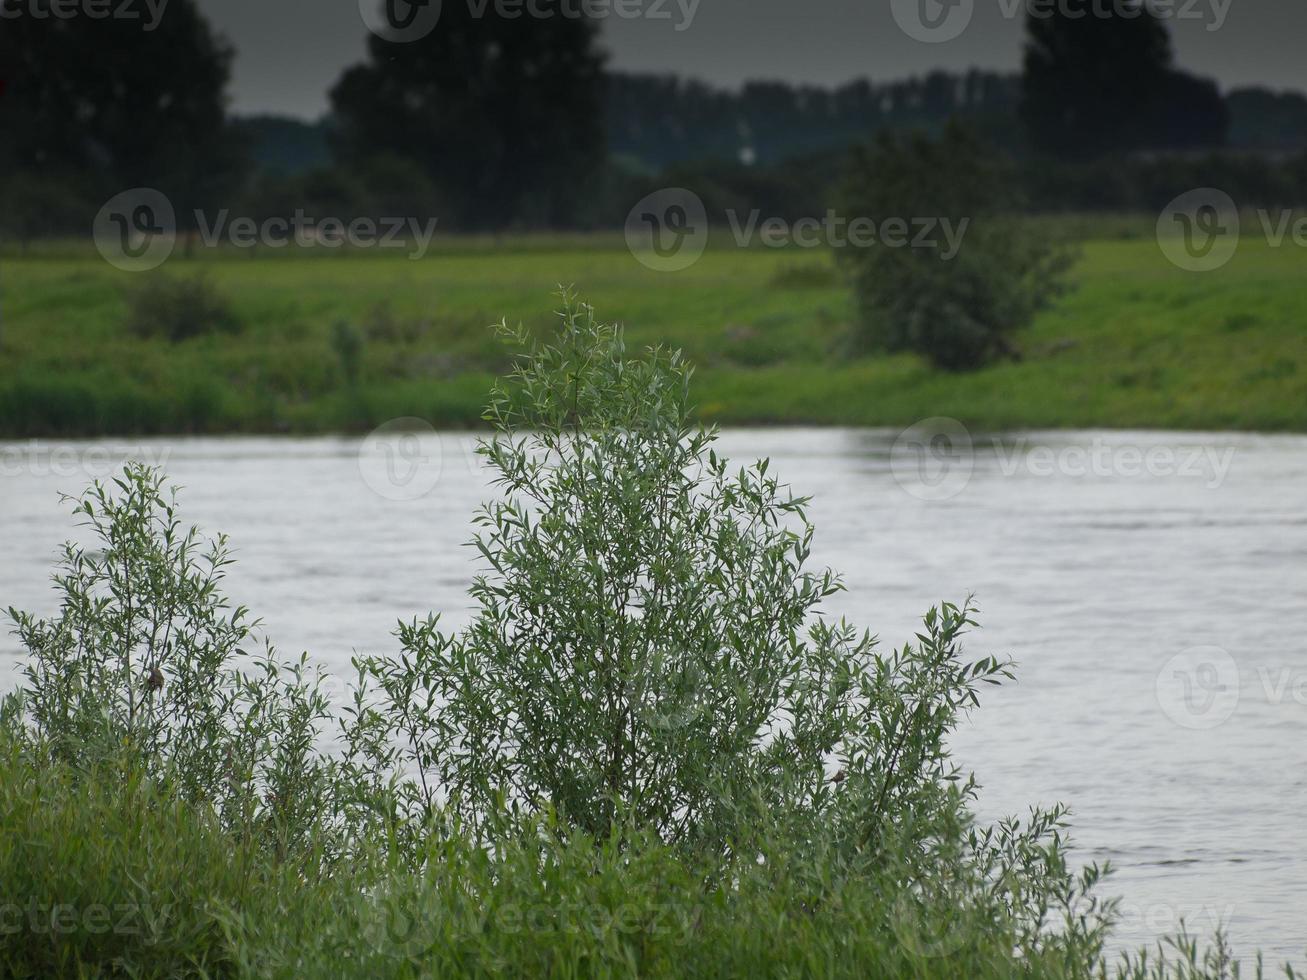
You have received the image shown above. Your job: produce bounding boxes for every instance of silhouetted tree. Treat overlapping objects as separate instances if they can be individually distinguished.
[1226,87,1307,151]
[1020,0,1225,156]
[330,2,606,230]
[0,0,243,229]
[1149,71,1229,151]
[607,70,1022,172]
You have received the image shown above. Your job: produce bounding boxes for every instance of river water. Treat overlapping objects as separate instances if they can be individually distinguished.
[2,428,1304,962]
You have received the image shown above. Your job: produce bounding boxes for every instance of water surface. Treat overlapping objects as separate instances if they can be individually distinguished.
[2,428,1304,961]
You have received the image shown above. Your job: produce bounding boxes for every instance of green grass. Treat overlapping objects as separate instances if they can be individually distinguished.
[2,231,1304,436]
[0,747,1274,980]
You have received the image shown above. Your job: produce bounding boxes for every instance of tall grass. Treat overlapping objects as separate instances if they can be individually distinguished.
[0,738,1281,979]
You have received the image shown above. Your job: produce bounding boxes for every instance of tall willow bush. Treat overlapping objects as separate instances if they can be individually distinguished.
[346,294,1108,933]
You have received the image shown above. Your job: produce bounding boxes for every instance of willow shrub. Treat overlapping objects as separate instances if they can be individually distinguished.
[4,468,337,860]
[346,295,1094,904]
[837,124,1076,370]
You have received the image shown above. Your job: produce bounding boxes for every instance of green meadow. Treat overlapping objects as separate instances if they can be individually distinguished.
[2,230,1304,436]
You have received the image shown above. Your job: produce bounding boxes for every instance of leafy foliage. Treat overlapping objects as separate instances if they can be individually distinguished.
[345,296,1084,929]
[125,273,243,344]
[351,296,874,847]
[5,467,334,858]
[838,125,1075,370]
[0,693,1266,980]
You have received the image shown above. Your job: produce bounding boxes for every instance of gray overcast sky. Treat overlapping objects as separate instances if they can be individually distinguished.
[197,0,1307,119]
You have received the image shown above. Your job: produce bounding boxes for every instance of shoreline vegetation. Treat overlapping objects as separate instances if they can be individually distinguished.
[1,297,1299,977]
[3,224,1305,439]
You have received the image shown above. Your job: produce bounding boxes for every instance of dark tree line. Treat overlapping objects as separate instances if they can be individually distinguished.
[0,0,243,238]
[1,0,1305,241]
[608,71,1022,172]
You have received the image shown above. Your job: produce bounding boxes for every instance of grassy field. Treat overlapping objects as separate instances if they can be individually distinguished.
[2,231,1304,436]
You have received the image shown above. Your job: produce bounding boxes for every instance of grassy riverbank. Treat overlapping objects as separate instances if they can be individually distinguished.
[2,312,1298,979]
[2,232,1304,436]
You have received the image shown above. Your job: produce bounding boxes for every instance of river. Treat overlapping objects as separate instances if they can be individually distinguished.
[2,428,1304,962]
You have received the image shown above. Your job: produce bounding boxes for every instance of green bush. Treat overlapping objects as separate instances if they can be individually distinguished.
[0,745,1266,979]
[125,273,243,343]
[0,746,252,977]
[5,468,337,859]
[838,124,1075,370]
[345,296,1055,874]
